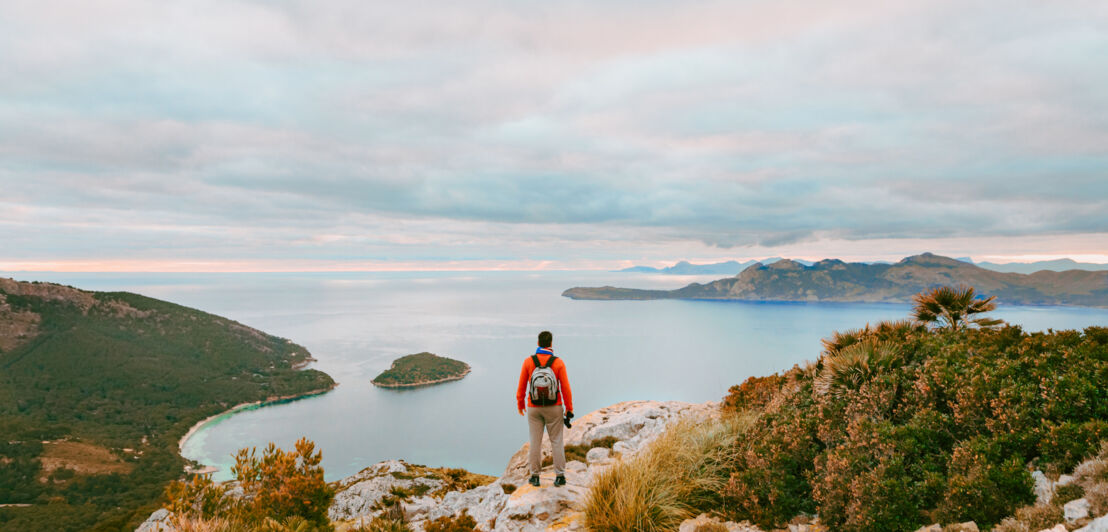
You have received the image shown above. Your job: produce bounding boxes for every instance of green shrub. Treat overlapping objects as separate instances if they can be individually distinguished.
[934,441,1034,528]
[166,438,334,529]
[709,291,1108,531]
[1053,483,1085,505]
[723,374,786,412]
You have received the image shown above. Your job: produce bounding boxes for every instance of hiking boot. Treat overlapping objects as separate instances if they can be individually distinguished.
[529,475,540,487]
[554,475,566,487]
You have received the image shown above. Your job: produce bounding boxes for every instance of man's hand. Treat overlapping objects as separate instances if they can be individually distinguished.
[518,408,526,416]
[563,411,574,428]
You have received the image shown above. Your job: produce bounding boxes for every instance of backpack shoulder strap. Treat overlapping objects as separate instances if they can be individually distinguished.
[541,355,557,369]
[531,355,540,370]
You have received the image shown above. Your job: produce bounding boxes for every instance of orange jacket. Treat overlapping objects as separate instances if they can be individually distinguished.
[516,351,573,412]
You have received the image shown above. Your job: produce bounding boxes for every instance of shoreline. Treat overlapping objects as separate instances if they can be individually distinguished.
[177,382,339,459]
[372,367,472,388]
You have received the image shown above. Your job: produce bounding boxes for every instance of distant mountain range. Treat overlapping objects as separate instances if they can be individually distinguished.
[971,258,1108,274]
[568,253,1108,307]
[620,257,1107,275]
[618,258,812,275]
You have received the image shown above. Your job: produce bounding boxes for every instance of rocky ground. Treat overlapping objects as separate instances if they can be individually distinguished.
[332,400,719,531]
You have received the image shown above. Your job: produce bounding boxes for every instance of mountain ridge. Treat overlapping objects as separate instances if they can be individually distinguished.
[566,253,1108,307]
[618,256,1108,275]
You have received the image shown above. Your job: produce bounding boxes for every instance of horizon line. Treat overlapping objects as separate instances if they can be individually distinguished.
[3,252,1108,274]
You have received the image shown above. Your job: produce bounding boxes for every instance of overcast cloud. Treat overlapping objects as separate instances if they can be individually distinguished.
[2,0,1106,270]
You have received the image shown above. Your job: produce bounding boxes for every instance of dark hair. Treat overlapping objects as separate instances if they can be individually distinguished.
[538,331,553,348]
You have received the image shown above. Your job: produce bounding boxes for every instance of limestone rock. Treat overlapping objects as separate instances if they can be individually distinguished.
[135,509,175,532]
[679,513,764,532]
[585,447,610,463]
[502,400,718,482]
[1065,498,1091,522]
[566,460,587,473]
[1039,525,1067,532]
[913,526,941,532]
[1032,470,1054,505]
[412,481,510,530]
[612,441,634,454]
[480,400,715,531]
[1057,474,1076,486]
[327,459,445,521]
[1076,514,1108,532]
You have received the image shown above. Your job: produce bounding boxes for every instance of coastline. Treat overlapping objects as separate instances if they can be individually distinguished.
[177,382,339,462]
[372,366,472,388]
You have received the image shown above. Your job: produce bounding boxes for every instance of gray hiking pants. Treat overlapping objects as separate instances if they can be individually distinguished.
[527,404,565,476]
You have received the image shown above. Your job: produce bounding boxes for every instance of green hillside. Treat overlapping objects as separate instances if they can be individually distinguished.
[0,278,335,532]
[372,352,470,387]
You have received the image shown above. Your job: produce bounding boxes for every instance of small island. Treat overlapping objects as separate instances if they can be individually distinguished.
[372,352,471,388]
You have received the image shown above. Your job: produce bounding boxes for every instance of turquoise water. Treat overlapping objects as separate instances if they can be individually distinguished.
[10,271,1108,481]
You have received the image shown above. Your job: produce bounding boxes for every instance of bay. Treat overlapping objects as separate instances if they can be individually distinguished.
[10,270,1108,481]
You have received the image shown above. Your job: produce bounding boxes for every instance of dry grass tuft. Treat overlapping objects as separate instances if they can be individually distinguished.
[694,523,729,532]
[171,515,248,532]
[349,516,412,532]
[1087,483,1108,516]
[990,518,1029,532]
[583,415,751,532]
[991,503,1064,532]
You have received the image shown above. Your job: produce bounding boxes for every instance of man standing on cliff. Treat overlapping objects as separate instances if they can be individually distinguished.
[517,330,573,487]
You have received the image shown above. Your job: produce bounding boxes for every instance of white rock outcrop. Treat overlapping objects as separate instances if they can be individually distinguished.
[584,447,610,463]
[327,459,446,521]
[330,399,718,531]
[1032,470,1054,505]
[678,513,763,532]
[1076,514,1108,532]
[135,508,176,532]
[1064,498,1091,523]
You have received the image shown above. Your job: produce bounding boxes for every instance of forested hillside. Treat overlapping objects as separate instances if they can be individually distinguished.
[0,278,334,532]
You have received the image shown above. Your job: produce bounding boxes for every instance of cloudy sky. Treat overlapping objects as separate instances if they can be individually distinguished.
[2,0,1106,271]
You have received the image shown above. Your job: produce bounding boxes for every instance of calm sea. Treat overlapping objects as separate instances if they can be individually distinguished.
[9,271,1108,481]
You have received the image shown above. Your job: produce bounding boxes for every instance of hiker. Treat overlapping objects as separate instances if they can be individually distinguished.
[516,330,574,487]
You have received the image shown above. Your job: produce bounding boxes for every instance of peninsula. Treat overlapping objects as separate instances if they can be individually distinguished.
[565,253,1108,307]
[372,352,471,388]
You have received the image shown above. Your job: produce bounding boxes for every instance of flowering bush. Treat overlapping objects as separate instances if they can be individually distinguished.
[166,437,334,529]
[719,313,1108,531]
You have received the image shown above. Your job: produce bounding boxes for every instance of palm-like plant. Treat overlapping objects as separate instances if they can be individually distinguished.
[820,326,871,358]
[814,339,900,397]
[911,285,1002,331]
